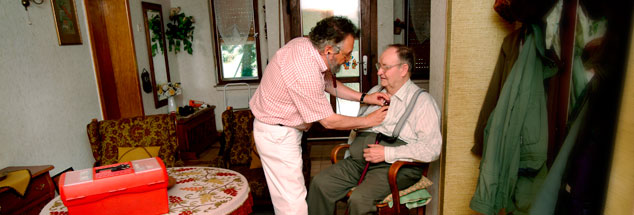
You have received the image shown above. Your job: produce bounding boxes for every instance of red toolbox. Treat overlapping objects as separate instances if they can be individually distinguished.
[59,157,169,215]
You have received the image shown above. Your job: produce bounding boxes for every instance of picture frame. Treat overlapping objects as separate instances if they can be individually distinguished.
[50,0,82,45]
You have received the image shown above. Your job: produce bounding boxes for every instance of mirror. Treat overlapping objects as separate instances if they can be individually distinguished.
[142,2,171,108]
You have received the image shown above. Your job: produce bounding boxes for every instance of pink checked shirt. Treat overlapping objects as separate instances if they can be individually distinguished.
[250,37,334,127]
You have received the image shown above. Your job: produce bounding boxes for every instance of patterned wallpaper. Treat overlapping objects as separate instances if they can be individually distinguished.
[442,0,516,214]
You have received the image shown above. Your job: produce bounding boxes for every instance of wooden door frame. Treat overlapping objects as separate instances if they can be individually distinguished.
[85,0,144,119]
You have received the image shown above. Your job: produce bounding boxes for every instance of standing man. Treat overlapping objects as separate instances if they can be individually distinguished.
[249,16,390,214]
[307,44,442,214]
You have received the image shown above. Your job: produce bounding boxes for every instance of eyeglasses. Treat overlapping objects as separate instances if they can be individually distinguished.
[333,45,352,60]
[375,63,403,71]
[342,51,352,60]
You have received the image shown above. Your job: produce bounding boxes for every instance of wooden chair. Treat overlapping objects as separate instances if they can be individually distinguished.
[331,144,430,215]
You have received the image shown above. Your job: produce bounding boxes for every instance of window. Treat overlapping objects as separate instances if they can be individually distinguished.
[211,0,263,85]
[404,0,430,80]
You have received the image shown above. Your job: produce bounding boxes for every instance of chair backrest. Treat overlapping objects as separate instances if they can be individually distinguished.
[87,114,181,167]
[221,107,255,167]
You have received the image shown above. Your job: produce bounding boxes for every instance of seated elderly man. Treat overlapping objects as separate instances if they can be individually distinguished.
[307,44,442,215]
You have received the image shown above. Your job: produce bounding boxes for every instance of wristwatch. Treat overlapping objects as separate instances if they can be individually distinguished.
[360,93,367,104]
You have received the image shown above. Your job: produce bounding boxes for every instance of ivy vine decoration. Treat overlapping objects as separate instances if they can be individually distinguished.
[148,14,164,57]
[166,7,195,54]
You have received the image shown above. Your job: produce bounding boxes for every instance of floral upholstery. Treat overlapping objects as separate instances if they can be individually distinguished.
[227,109,254,166]
[213,108,270,204]
[87,114,183,167]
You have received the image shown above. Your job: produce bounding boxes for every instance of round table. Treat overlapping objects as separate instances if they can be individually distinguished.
[41,167,253,215]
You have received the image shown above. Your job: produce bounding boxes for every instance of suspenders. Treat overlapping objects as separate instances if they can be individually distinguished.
[359,88,425,142]
[356,88,425,184]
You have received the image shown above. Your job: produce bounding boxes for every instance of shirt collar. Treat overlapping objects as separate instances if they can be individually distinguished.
[390,80,416,102]
[304,37,328,73]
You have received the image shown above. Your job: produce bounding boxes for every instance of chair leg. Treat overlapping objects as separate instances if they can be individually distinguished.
[417,205,426,215]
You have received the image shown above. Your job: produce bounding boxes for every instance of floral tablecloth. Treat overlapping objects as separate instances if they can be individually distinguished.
[41,167,253,215]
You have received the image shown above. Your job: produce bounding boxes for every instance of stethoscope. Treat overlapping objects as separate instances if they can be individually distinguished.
[326,51,341,113]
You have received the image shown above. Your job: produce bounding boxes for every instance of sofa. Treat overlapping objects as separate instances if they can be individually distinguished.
[87,114,183,167]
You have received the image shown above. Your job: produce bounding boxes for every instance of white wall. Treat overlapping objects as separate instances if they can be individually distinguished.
[377,0,395,59]
[428,0,447,214]
[0,0,101,175]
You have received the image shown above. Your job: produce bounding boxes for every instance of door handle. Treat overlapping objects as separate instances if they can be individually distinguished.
[362,55,368,76]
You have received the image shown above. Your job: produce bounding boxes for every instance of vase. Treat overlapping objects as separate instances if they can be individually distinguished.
[167,96,177,114]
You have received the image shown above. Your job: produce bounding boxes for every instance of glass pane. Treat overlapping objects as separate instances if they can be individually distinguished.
[325,83,360,117]
[300,0,360,78]
[337,83,360,116]
[220,41,259,80]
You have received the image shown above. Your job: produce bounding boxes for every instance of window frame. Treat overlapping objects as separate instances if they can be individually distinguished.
[210,0,264,85]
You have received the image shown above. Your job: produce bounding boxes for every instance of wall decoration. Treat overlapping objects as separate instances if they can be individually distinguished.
[166,7,195,54]
[50,0,82,45]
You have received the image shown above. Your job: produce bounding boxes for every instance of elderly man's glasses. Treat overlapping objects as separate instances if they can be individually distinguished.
[375,63,403,71]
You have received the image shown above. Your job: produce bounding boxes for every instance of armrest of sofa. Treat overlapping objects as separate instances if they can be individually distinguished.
[87,118,102,166]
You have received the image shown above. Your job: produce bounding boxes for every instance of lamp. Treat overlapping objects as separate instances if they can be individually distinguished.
[21,0,44,11]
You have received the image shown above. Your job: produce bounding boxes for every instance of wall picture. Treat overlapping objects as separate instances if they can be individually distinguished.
[51,0,82,45]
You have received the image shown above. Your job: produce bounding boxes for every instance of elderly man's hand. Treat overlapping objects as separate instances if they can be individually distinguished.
[363,144,385,163]
[364,92,391,106]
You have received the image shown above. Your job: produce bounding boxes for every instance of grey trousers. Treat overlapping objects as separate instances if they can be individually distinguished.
[307,133,422,215]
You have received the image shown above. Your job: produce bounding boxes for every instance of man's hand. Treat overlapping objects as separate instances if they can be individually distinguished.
[364,106,388,127]
[363,144,385,163]
[363,92,391,106]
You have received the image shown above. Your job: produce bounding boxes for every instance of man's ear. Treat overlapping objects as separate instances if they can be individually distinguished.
[400,64,410,77]
[323,45,334,56]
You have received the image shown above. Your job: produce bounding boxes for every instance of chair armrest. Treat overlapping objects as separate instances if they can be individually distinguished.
[387,161,429,214]
[330,144,350,164]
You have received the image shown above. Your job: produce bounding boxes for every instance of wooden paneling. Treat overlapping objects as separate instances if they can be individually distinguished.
[85,0,120,119]
[86,0,144,119]
[104,0,144,118]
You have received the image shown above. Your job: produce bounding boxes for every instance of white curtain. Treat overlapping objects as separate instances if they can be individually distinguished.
[213,0,254,45]
[409,0,430,42]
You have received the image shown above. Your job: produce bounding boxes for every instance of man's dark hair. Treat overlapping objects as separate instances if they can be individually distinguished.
[387,44,415,73]
[309,16,359,52]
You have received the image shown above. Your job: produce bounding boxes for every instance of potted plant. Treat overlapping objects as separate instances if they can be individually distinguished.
[166,7,195,54]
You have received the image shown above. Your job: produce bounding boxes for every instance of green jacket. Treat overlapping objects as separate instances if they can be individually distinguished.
[470,24,556,214]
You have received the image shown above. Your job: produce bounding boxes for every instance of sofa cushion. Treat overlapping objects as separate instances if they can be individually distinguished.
[117,146,161,163]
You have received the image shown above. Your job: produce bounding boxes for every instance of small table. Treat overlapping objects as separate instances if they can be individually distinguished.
[41,167,253,215]
[176,106,217,161]
[1,165,55,215]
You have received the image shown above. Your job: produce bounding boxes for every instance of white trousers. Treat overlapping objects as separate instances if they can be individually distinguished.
[253,119,307,215]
